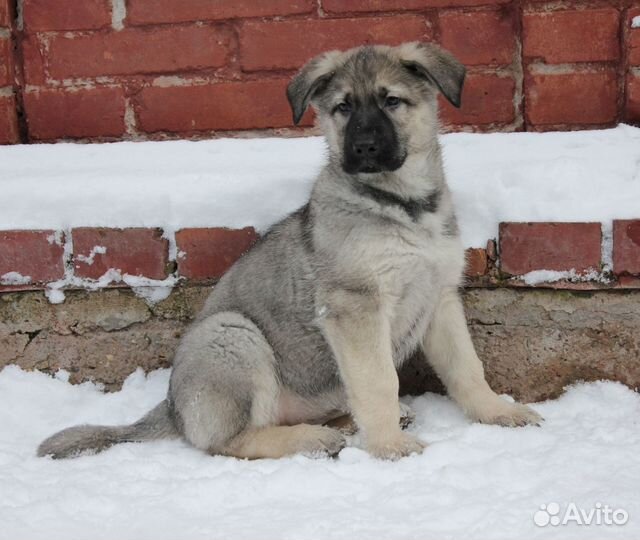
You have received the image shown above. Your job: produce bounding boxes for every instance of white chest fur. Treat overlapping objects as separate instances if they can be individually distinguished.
[335,212,465,363]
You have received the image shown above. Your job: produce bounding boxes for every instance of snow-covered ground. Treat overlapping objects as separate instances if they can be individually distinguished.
[1,125,639,248]
[0,366,638,540]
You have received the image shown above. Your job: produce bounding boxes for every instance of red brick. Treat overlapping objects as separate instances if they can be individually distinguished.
[499,223,602,275]
[629,8,640,66]
[20,34,46,85]
[626,73,640,123]
[440,9,516,66]
[0,36,13,87]
[0,230,65,283]
[137,79,312,133]
[176,228,258,280]
[127,0,313,25]
[24,87,126,141]
[525,70,617,126]
[0,0,11,27]
[22,0,111,31]
[47,27,229,79]
[440,73,515,125]
[465,248,488,277]
[613,220,640,275]
[323,0,511,12]
[523,8,619,63]
[72,228,169,280]
[0,94,19,144]
[240,16,432,71]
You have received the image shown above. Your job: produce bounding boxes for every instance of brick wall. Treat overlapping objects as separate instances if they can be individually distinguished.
[2,221,640,295]
[1,0,639,144]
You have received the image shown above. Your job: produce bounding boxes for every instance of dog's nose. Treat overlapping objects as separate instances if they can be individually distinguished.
[352,136,379,157]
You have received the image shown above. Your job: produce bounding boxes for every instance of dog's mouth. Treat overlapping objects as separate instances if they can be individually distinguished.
[357,163,383,174]
[341,153,407,175]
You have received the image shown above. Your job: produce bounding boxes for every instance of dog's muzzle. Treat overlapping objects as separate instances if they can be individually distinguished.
[342,103,405,174]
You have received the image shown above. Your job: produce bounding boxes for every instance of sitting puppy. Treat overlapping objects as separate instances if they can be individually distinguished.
[39,42,541,461]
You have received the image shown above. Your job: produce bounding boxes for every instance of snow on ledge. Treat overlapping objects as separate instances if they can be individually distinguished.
[632,15,640,28]
[520,268,609,286]
[44,266,180,306]
[1,125,640,250]
[0,271,32,286]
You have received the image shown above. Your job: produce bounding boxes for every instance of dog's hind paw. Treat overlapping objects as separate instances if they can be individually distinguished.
[299,426,346,458]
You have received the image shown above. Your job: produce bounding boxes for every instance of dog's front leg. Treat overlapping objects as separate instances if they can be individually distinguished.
[423,287,543,426]
[320,288,425,460]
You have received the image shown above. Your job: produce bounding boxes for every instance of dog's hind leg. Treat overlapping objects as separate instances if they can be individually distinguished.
[170,312,345,458]
[224,424,345,459]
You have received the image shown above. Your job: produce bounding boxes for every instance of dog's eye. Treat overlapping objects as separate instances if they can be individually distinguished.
[384,96,401,109]
[336,102,352,115]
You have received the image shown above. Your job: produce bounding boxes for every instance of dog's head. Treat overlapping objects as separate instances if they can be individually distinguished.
[287,43,465,175]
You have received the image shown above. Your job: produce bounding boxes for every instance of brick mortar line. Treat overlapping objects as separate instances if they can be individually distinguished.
[8,0,27,142]
[620,3,632,122]
[111,0,125,31]
[527,61,623,74]
[24,64,519,89]
[523,0,627,14]
[514,0,525,131]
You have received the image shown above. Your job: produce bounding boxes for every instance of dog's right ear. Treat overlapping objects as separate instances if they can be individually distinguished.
[397,42,466,108]
[287,51,342,125]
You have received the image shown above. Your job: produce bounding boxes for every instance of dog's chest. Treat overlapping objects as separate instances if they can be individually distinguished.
[346,220,459,348]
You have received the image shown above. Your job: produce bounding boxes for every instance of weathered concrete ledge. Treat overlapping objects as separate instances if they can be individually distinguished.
[1,286,638,403]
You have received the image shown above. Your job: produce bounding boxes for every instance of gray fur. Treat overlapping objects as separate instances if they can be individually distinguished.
[37,401,178,459]
[38,42,540,461]
[400,43,466,107]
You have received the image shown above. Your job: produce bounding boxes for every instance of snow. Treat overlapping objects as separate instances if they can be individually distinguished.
[123,274,177,305]
[45,268,180,306]
[632,15,640,28]
[1,125,639,249]
[0,365,638,540]
[75,245,107,264]
[520,268,608,286]
[0,271,31,285]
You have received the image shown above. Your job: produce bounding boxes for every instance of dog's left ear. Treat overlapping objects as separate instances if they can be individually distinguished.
[287,51,342,125]
[397,42,466,108]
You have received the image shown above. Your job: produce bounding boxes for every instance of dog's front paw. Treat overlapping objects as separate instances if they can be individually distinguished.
[367,432,426,460]
[475,401,543,427]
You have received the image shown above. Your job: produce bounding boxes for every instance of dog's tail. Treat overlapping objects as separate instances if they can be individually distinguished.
[37,400,179,459]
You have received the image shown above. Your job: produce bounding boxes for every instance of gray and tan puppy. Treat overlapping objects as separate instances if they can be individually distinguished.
[39,42,542,461]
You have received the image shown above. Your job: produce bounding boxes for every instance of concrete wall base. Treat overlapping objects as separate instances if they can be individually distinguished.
[1,286,638,403]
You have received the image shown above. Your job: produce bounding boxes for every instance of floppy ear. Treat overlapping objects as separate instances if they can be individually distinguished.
[397,42,466,108]
[287,51,342,125]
